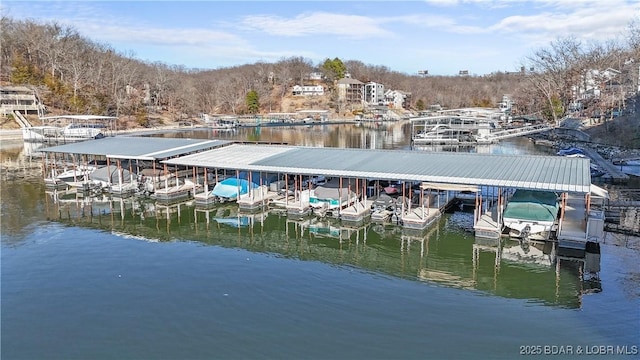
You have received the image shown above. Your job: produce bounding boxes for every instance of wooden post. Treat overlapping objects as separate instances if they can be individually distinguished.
[236,169,240,200]
[285,173,289,206]
[192,166,197,196]
[338,177,343,216]
[401,181,406,216]
[559,193,566,232]
[474,191,479,226]
[204,168,209,194]
[164,163,168,190]
[117,159,123,187]
[106,157,111,186]
[420,185,425,219]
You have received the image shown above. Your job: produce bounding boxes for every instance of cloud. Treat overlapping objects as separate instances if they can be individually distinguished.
[85,24,244,47]
[416,0,639,41]
[388,14,488,34]
[489,3,640,41]
[240,12,393,38]
[423,0,462,6]
[423,0,625,8]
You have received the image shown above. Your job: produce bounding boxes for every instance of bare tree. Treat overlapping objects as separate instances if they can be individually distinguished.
[522,37,585,124]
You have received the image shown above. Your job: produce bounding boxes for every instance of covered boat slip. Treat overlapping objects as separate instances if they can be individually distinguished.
[39,137,231,198]
[161,143,602,236]
[23,115,119,142]
[39,138,605,244]
[502,189,560,238]
[162,143,592,192]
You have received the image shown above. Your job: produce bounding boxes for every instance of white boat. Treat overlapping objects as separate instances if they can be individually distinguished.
[61,123,106,138]
[205,115,239,130]
[24,115,117,142]
[499,95,512,112]
[56,165,98,185]
[502,190,560,238]
[212,120,238,130]
[414,125,472,144]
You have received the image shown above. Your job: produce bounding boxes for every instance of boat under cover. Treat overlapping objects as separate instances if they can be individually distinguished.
[310,178,357,209]
[211,172,277,199]
[89,165,133,186]
[502,189,560,237]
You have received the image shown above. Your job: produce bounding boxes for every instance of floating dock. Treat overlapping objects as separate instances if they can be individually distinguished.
[38,137,608,256]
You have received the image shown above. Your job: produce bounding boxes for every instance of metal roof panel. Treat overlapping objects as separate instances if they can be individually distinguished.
[163,144,593,193]
[40,137,230,160]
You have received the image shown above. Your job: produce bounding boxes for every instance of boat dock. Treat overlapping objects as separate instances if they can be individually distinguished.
[580,147,630,183]
[410,112,552,145]
[37,136,609,257]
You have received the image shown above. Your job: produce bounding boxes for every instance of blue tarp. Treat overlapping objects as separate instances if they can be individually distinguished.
[238,171,277,185]
[211,178,256,199]
[210,172,277,199]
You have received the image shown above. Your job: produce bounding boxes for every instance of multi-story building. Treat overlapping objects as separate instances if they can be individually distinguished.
[336,78,364,104]
[364,82,385,105]
[384,89,412,109]
[0,86,45,116]
[292,85,325,96]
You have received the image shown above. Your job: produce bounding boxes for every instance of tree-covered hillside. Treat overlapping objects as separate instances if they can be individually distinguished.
[1,15,638,147]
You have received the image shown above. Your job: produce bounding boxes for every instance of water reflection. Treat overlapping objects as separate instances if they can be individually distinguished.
[1,124,599,311]
[40,191,594,309]
[156,121,556,154]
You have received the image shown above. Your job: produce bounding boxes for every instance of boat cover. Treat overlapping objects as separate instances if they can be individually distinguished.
[211,172,277,199]
[89,165,132,184]
[503,190,559,222]
[211,178,256,199]
[313,178,355,201]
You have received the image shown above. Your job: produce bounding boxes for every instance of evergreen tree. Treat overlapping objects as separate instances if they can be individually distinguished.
[321,57,346,81]
[542,95,564,122]
[246,90,259,114]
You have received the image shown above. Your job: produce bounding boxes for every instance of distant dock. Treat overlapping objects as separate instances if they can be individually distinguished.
[581,147,630,183]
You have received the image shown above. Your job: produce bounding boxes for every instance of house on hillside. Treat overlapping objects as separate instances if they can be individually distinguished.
[292,85,324,96]
[498,95,513,113]
[364,82,385,105]
[574,68,621,99]
[337,78,364,104]
[307,72,323,81]
[384,89,412,109]
[0,86,45,116]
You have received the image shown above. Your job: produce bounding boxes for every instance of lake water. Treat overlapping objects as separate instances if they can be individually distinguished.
[2,123,639,359]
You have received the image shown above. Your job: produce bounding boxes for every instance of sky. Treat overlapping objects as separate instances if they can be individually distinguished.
[2,1,639,76]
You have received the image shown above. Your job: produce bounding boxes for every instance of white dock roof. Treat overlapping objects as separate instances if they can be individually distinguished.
[162,144,592,193]
[41,137,231,160]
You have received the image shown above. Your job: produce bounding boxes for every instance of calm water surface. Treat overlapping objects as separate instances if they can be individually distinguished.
[2,123,639,359]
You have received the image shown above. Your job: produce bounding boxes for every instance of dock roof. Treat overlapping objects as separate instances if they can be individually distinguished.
[40,137,230,160]
[39,115,117,121]
[162,144,592,193]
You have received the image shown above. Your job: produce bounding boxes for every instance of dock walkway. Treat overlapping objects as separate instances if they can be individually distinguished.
[581,147,629,183]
